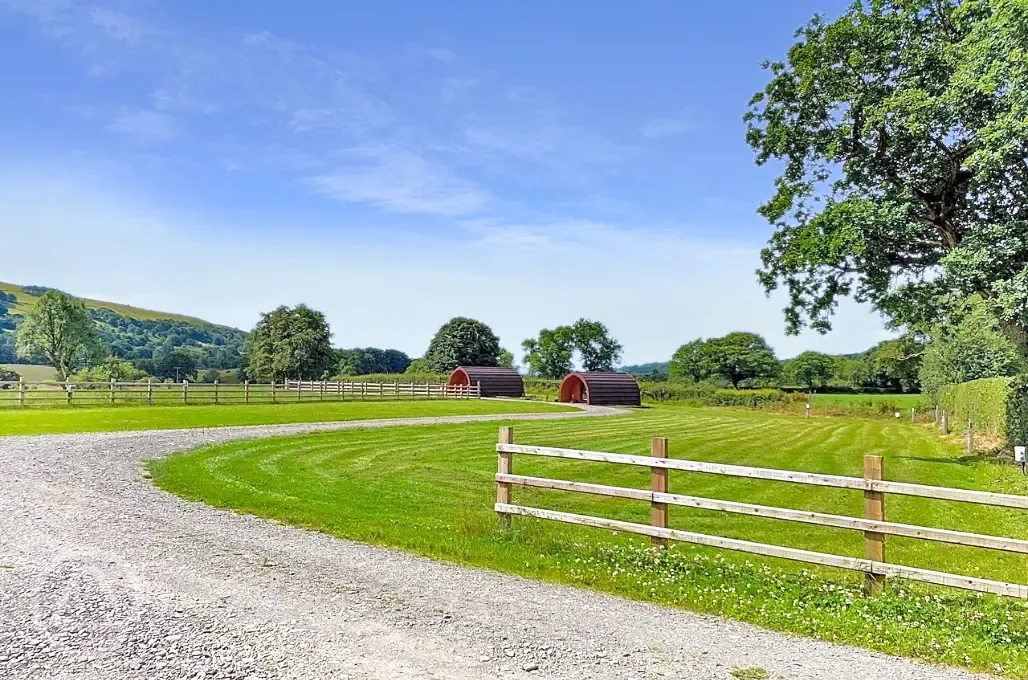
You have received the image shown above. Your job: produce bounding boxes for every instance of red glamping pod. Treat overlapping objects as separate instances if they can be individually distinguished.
[447,366,525,398]
[558,372,641,407]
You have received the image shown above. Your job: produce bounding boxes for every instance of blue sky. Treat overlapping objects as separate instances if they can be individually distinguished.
[0,0,890,364]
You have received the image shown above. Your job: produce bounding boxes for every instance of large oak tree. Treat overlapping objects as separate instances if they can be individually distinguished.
[245,305,334,381]
[747,0,1028,341]
[16,290,99,381]
[424,317,501,373]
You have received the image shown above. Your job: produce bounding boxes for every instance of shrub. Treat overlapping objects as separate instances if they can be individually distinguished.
[638,381,798,408]
[939,377,1013,438]
[919,297,1023,401]
[199,369,223,383]
[70,357,150,384]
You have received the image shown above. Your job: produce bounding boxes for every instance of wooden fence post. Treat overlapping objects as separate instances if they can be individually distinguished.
[147,378,153,406]
[911,407,916,424]
[477,380,482,399]
[651,437,669,549]
[297,380,302,402]
[66,382,73,405]
[394,381,399,400]
[320,380,325,401]
[497,427,514,530]
[968,421,974,454]
[941,410,949,434]
[18,377,24,406]
[863,455,886,596]
[271,379,277,403]
[110,378,115,405]
[183,380,189,404]
[214,379,219,405]
[244,380,250,405]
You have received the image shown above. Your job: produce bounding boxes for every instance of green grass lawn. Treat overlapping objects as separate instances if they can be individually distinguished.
[152,405,1028,675]
[0,399,575,436]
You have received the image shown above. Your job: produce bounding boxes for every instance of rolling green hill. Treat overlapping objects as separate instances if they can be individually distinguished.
[0,282,212,324]
[0,282,247,371]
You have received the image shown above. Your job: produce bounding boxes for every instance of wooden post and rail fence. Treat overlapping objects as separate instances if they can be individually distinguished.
[495,426,1028,599]
[0,378,481,407]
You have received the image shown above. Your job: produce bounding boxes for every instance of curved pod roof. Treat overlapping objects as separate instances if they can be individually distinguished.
[448,366,525,398]
[558,372,640,406]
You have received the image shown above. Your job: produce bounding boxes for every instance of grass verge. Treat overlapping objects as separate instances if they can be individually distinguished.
[0,399,575,436]
[151,405,1028,676]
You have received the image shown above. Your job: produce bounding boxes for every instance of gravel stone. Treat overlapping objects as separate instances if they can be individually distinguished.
[0,410,989,679]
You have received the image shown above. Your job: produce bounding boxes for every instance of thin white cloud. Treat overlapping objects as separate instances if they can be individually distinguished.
[309,146,491,216]
[3,0,636,213]
[108,109,177,141]
[0,168,896,363]
[88,6,149,44]
[642,116,696,139]
[422,47,456,64]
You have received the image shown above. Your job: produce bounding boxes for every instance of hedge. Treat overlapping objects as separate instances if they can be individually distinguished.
[1007,376,1028,447]
[939,377,1013,438]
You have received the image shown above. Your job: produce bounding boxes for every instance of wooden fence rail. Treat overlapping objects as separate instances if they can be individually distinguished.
[0,378,480,408]
[494,427,1028,599]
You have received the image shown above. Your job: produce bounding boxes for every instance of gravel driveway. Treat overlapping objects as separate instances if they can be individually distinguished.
[0,410,987,680]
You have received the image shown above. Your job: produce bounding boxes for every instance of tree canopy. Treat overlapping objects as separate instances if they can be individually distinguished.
[703,332,781,388]
[424,317,502,373]
[15,290,99,380]
[668,332,780,388]
[147,349,199,382]
[522,319,623,378]
[668,340,710,383]
[851,337,924,393]
[522,326,576,379]
[245,305,334,381]
[572,319,624,372]
[335,347,411,376]
[784,351,837,390]
[747,0,1028,339]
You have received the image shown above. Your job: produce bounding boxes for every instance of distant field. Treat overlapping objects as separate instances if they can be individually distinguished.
[0,364,56,381]
[0,399,576,436]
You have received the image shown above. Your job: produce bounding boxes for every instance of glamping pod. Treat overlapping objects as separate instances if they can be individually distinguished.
[447,366,525,398]
[558,372,641,407]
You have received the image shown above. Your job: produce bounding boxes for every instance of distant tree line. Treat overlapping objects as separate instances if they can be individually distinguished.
[15,285,1018,402]
[335,347,412,375]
